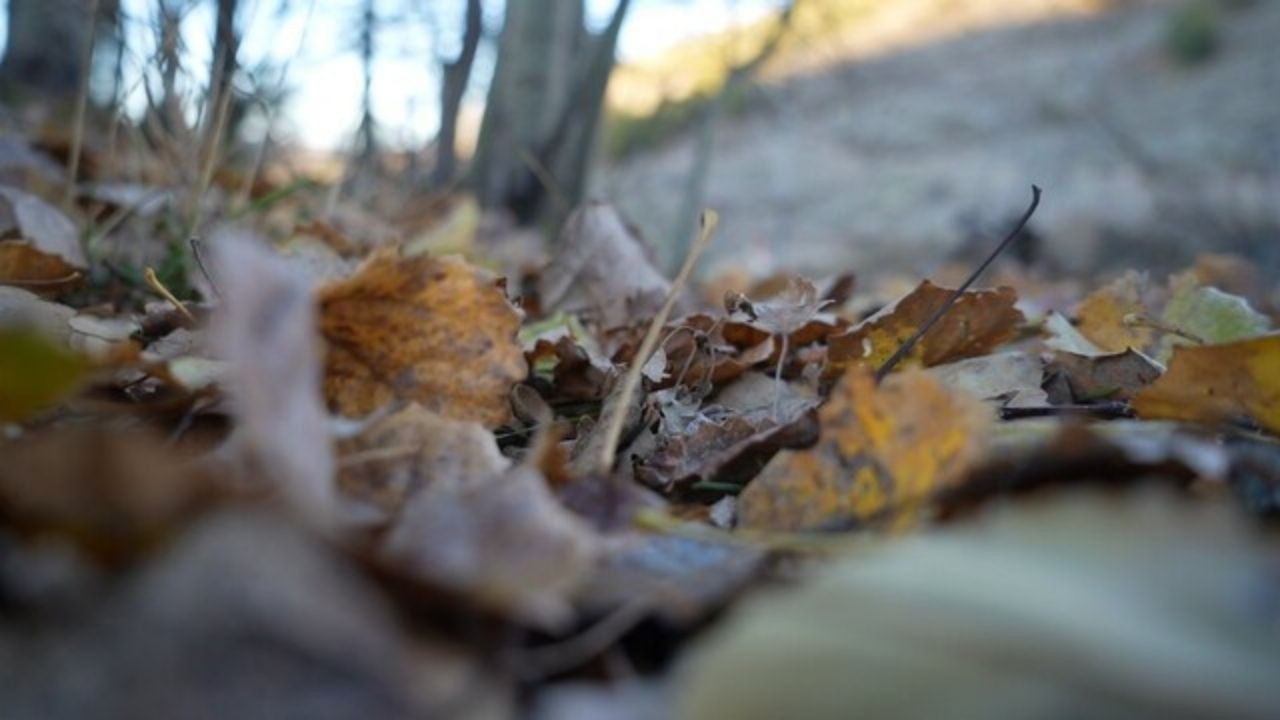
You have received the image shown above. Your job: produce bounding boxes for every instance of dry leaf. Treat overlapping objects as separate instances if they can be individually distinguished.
[927,352,1048,407]
[1132,334,1280,434]
[828,281,1022,373]
[0,327,90,421]
[0,186,86,293]
[382,464,597,628]
[738,366,992,531]
[538,202,670,329]
[211,234,334,524]
[1075,270,1155,352]
[1044,349,1162,404]
[337,403,509,526]
[319,248,526,427]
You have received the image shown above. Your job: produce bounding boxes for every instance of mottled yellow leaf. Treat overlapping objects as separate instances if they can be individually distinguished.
[738,365,992,531]
[1132,334,1280,434]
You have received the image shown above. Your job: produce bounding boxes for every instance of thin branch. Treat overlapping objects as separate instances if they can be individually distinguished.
[875,185,1042,382]
[597,210,719,474]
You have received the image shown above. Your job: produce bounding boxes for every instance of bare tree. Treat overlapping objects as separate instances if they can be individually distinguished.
[430,0,483,189]
[470,0,631,229]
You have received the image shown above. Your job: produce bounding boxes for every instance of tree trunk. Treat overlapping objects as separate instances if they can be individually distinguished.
[430,0,483,189]
[0,0,91,100]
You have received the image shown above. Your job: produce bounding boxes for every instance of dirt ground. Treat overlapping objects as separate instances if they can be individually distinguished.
[601,0,1280,280]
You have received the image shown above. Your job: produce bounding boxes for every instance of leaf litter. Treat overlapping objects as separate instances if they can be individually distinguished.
[3,157,1280,720]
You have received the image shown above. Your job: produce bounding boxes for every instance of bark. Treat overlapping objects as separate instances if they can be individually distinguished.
[0,0,92,100]
[430,0,483,189]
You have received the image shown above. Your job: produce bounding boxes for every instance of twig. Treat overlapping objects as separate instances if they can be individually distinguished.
[144,266,195,322]
[875,185,1042,382]
[999,401,1132,420]
[597,210,719,474]
[64,0,101,211]
[188,236,221,299]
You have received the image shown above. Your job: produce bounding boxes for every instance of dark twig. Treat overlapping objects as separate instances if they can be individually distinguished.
[999,401,1133,421]
[875,185,1042,382]
[188,236,222,299]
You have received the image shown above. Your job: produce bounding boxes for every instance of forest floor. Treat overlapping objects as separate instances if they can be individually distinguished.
[603,0,1279,279]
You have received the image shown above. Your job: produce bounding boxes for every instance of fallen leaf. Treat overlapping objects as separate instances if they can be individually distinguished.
[538,202,671,329]
[1158,272,1270,355]
[1042,311,1105,356]
[926,352,1048,407]
[381,463,598,628]
[828,281,1022,373]
[0,186,86,293]
[1075,270,1155,352]
[337,403,510,527]
[680,489,1280,720]
[211,234,334,524]
[728,277,830,336]
[738,366,992,531]
[0,327,90,421]
[1043,349,1162,404]
[319,247,526,427]
[1132,334,1280,434]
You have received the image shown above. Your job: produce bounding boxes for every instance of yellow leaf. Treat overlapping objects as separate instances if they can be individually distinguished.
[318,249,526,427]
[1132,334,1280,434]
[738,365,992,532]
[828,280,1022,373]
[1075,270,1154,352]
[0,327,89,421]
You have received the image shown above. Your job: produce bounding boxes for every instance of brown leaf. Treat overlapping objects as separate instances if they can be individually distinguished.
[0,186,86,293]
[738,366,992,532]
[538,202,670,329]
[0,426,219,567]
[1044,349,1162,404]
[319,248,526,427]
[1133,334,1280,434]
[828,280,1022,373]
[337,403,509,527]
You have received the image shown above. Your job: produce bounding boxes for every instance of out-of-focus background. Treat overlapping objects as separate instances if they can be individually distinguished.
[1,0,1275,281]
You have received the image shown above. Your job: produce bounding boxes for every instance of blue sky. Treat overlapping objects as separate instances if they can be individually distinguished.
[0,0,779,149]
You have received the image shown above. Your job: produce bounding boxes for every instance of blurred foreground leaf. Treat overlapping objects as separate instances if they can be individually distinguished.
[0,328,89,421]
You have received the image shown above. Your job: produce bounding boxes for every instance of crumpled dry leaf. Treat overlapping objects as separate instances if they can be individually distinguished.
[926,352,1047,408]
[211,234,335,524]
[1133,334,1280,434]
[382,463,598,629]
[346,404,596,626]
[680,489,1280,720]
[538,202,671,330]
[828,281,1022,373]
[1043,349,1162,404]
[728,277,830,336]
[0,186,86,293]
[319,248,526,427]
[738,366,992,531]
[337,403,509,527]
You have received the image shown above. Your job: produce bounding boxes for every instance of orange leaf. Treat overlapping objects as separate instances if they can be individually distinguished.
[828,280,1022,373]
[1132,334,1280,434]
[319,249,526,427]
[1075,270,1155,352]
[738,365,991,531]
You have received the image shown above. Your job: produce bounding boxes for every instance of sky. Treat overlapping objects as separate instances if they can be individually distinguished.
[7,0,781,150]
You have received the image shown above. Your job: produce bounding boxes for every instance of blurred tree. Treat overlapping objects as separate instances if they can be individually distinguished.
[429,0,482,189]
[470,0,631,229]
[0,0,96,101]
